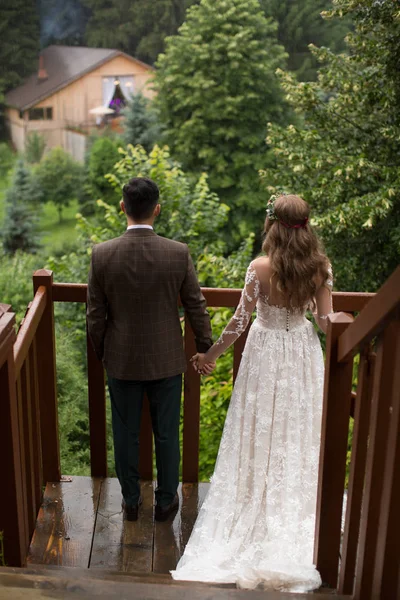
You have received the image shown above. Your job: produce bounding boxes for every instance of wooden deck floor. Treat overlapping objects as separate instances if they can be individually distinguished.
[24,476,341,597]
[27,476,208,573]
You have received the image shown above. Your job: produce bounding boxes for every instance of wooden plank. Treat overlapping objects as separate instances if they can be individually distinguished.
[0,568,350,599]
[32,270,60,482]
[52,283,87,303]
[13,287,46,376]
[90,478,154,572]
[0,321,28,567]
[27,476,102,568]
[20,356,36,537]
[332,291,373,313]
[371,319,400,598]
[353,320,400,599]
[314,312,354,589]
[182,317,200,483]
[15,374,30,554]
[338,349,374,595]
[29,339,43,514]
[337,265,400,363]
[139,395,153,481]
[153,482,209,574]
[86,322,107,478]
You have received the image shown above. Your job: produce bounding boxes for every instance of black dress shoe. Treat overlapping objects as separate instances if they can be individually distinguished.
[154,493,179,522]
[122,497,142,521]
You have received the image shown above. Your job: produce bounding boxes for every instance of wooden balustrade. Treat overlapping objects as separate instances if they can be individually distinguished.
[0,269,379,577]
[314,266,400,599]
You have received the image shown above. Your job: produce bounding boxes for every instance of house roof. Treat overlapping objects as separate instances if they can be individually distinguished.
[5,45,153,111]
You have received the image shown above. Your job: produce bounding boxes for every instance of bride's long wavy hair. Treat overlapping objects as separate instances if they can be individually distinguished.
[262,194,330,310]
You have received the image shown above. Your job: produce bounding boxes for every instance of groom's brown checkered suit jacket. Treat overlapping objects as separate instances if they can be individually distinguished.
[87,228,213,380]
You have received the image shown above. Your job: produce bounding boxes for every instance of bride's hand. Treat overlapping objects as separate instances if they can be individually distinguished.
[190,353,216,375]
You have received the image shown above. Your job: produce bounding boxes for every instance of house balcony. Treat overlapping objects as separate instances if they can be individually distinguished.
[0,268,399,600]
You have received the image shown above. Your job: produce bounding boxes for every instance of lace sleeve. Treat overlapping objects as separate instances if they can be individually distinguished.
[314,264,333,333]
[205,263,260,363]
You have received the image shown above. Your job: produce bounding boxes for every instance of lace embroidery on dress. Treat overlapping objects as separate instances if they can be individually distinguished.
[207,263,260,362]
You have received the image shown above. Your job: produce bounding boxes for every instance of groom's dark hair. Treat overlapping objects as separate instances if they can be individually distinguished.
[122,177,159,220]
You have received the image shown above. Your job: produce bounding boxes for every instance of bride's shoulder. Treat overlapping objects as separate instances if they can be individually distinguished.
[250,256,271,276]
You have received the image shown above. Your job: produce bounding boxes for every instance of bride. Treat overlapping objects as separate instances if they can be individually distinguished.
[171,194,333,592]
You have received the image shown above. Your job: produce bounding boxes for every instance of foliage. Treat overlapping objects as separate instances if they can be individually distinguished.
[83,0,198,64]
[35,148,83,222]
[0,248,43,322]
[122,93,163,152]
[0,0,40,138]
[0,142,15,178]
[86,136,121,205]
[260,0,351,81]
[2,160,40,255]
[261,0,400,292]
[154,0,289,244]
[25,132,46,164]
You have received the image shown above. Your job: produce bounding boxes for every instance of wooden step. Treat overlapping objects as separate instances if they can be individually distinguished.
[0,566,349,599]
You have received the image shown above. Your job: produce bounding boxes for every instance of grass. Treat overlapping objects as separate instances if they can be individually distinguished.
[39,200,80,254]
[0,173,80,255]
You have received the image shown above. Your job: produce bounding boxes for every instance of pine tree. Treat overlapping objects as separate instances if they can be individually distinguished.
[122,93,162,151]
[2,160,40,255]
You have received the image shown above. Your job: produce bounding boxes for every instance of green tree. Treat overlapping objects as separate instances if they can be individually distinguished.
[154,0,288,242]
[0,0,40,137]
[122,93,162,152]
[25,132,46,164]
[2,160,40,255]
[260,0,351,81]
[261,0,400,292]
[35,148,83,222]
[86,136,121,204]
[83,0,198,64]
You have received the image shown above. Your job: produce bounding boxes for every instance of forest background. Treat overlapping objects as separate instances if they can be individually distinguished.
[0,0,399,481]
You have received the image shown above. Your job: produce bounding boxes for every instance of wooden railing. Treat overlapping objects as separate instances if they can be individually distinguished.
[1,268,375,577]
[314,265,400,599]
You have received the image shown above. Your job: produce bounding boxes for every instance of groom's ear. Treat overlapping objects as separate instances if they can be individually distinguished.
[120,200,126,214]
[154,203,161,217]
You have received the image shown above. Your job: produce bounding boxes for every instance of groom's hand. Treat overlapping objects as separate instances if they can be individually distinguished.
[190,353,216,375]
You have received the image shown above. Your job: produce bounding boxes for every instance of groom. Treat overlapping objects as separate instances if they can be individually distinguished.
[87,177,213,522]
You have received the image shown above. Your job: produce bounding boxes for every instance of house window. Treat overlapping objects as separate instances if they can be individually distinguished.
[28,107,53,120]
[102,76,134,114]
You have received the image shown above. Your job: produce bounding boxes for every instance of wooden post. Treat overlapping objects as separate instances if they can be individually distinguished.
[354,319,400,599]
[338,348,375,594]
[86,323,107,477]
[314,312,354,588]
[29,339,43,517]
[371,320,400,598]
[0,311,28,566]
[33,270,60,482]
[182,316,200,483]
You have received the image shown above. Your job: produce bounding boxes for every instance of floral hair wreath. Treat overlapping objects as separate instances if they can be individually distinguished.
[266,191,309,229]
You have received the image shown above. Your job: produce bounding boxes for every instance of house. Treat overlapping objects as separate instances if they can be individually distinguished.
[5,45,154,161]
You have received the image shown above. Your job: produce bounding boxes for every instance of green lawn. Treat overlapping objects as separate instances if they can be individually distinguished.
[0,173,80,255]
[39,200,80,253]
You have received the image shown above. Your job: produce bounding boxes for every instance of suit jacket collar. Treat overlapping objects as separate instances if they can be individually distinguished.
[123,228,157,237]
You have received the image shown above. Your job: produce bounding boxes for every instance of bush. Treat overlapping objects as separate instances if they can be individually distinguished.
[35,147,83,222]
[0,248,44,323]
[0,142,15,178]
[25,132,46,164]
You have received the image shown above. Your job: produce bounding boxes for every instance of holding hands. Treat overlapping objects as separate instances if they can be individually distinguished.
[191,353,216,375]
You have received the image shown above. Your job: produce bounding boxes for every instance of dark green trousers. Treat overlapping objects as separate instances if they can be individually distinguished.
[108,374,182,508]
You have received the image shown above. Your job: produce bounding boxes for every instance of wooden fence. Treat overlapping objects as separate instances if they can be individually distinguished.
[3,266,398,600]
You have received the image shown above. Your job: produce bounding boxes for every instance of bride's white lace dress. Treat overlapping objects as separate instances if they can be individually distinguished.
[171,262,332,592]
